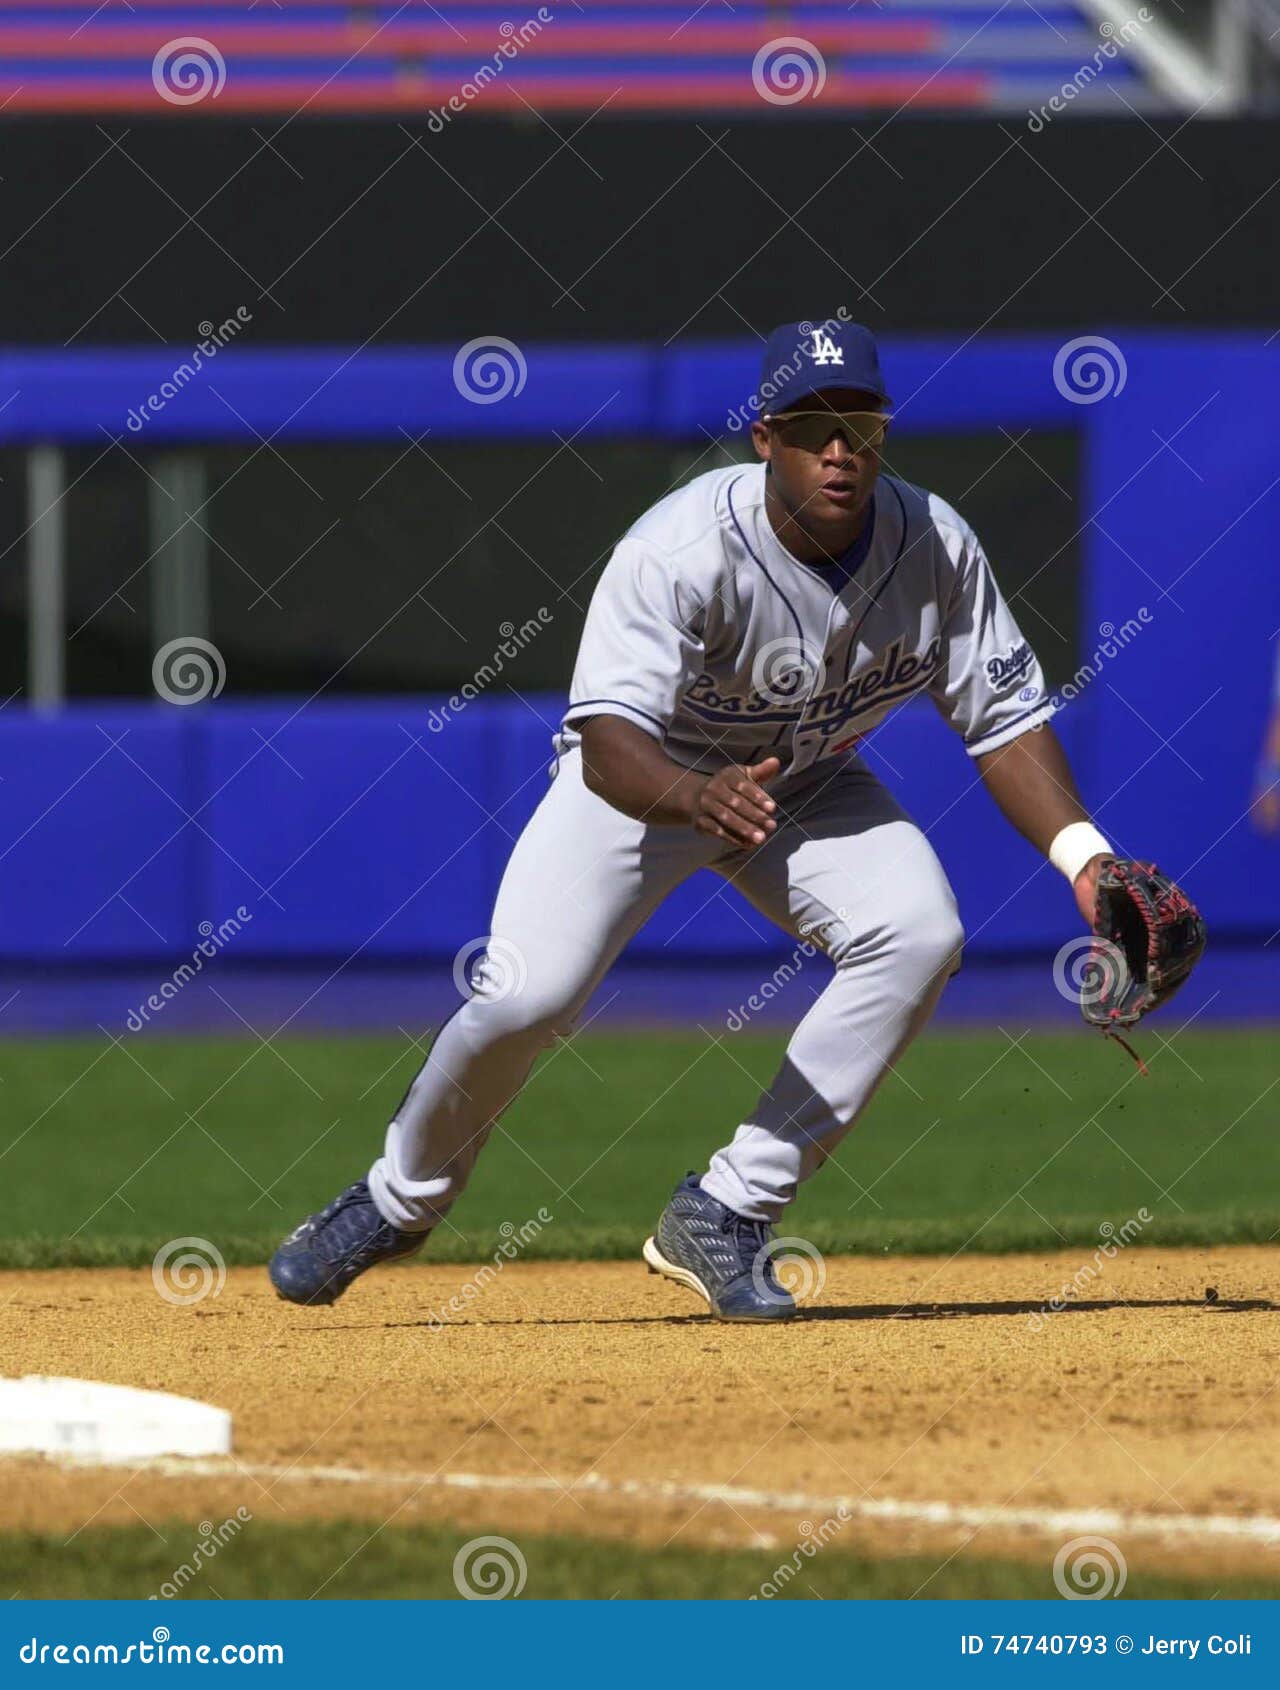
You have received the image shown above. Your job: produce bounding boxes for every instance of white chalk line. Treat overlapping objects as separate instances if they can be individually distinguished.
[59,1454,1280,1550]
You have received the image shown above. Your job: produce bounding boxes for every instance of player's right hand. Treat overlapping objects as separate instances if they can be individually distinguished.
[691,757,782,849]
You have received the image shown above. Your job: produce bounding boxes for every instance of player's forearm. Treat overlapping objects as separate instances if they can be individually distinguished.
[979,726,1116,922]
[975,724,1094,856]
[578,714,705,825]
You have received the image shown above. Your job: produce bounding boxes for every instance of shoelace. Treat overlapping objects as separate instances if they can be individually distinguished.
[320,1183,366,1222]
[319,1186,393,1264]
[720,1210,776,1280]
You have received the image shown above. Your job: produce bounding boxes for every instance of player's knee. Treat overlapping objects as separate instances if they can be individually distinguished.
[831,894,961,995]
[898,901,964,992]
[460,976,578,1046]
[827,889,963,986]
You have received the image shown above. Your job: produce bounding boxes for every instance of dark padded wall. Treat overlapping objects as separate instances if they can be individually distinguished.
[1,118,1274,343]
[0,430,1081,696]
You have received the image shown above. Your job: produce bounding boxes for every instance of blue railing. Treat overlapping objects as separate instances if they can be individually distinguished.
[0,334,1094,444]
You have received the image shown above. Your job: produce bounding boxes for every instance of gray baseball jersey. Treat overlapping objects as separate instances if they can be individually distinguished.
[557,463,1054,776]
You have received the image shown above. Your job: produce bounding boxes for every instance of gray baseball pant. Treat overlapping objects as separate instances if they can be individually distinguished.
[368,748,963,1231]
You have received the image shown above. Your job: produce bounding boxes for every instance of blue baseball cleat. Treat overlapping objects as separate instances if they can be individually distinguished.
[269,1180,427,1306]
[642,1173,797,1322]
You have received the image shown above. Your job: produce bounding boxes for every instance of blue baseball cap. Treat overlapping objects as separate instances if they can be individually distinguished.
[757,318,891,415]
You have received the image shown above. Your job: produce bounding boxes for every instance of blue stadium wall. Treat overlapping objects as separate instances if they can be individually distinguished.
[3,330,1277,967]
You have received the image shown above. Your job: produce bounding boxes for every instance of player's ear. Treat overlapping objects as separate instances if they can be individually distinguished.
[750,419,772,463]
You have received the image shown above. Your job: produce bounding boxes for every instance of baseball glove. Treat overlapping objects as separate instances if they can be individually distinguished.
[1081,860,1206,1062]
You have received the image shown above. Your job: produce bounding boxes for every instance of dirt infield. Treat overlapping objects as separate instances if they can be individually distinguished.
[3,1247,1279,1584]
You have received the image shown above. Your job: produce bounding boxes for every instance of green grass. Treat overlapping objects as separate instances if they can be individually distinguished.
[0,1028,1274,1267]
[7,1519,1280,1600]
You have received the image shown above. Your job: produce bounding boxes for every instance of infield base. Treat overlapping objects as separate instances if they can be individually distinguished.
[0,1375,231,1462]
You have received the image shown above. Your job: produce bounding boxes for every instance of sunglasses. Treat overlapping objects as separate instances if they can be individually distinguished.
[766,410,891,454]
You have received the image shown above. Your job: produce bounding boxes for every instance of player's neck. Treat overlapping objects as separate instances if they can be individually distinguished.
[764,480,868,567]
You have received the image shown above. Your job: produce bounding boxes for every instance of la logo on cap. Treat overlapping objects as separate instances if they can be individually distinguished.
[810,327,844,366]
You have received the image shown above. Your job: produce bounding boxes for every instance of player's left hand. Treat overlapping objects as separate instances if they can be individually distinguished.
[1080,857,1206,1032]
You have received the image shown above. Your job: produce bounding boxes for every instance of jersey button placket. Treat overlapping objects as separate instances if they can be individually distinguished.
[794,595,843,773]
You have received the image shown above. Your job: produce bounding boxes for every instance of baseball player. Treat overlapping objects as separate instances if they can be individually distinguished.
[269,319,1129,1321]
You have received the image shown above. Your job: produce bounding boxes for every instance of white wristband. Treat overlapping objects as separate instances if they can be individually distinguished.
[1049,821,1113,885]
